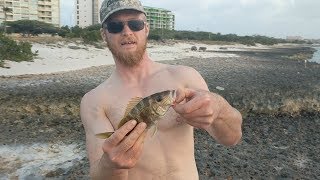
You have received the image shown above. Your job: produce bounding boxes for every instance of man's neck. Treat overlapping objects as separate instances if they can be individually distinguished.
[113,53,155,85]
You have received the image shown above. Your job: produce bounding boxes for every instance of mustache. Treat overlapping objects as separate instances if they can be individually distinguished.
[121,37,137,43]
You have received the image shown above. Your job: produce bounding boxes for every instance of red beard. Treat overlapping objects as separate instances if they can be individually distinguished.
[107,37,147,67]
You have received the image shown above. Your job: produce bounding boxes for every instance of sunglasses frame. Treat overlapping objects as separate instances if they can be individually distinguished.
[104,20,146,34]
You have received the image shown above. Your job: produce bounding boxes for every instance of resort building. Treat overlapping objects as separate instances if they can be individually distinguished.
[0,0,60,27]
[75,0,100,28]
[144,6,175,30]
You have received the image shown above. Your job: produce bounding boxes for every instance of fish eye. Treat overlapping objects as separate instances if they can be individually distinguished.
[156,96,163,102]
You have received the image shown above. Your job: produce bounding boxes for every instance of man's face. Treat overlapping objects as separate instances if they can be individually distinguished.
[101,10,149,67]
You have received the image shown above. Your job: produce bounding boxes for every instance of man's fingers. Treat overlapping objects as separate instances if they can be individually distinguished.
[118,122,147,152]
[108,120,137,146]
[127,130,147,156]
[173,95,203,114]
[181,101,215,119]
[175,88,196,103]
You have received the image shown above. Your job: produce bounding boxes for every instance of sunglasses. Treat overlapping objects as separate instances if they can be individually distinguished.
[104,20,145,34]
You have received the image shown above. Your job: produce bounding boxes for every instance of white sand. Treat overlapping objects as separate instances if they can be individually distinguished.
[0,143,85,179]
[0,41,270,76]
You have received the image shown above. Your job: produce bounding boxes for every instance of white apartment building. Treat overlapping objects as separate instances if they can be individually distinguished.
[75,0,100,27]
[0,0,60,27]
[144,6,175,30]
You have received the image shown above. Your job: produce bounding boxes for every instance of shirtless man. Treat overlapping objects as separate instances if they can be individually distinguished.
[80,0,243,179]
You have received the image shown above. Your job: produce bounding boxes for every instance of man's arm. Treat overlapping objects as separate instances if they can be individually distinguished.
[80,92,147,180]
[172,66,242,146]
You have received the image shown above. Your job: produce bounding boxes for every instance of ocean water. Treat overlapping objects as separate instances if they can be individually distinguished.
[309,46,320,64]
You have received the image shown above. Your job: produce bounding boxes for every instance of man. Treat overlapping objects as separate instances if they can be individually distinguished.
[80,0,243,179]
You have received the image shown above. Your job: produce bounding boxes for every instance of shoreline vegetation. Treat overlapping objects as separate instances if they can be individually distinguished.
[0,23,320,179]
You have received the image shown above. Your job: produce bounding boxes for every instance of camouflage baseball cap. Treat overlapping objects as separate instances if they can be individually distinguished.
[100,0,146,24]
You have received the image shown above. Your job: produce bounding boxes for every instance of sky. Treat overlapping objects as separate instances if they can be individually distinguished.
[60,0,320,39]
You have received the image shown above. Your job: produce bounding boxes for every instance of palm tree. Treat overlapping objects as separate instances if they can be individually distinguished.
[2,6,12,34]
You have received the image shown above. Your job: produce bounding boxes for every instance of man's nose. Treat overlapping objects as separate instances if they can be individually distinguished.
[121,23,133,35]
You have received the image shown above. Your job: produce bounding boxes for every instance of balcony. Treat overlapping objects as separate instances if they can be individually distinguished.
[38,7,52,12]
[38,1,52,6]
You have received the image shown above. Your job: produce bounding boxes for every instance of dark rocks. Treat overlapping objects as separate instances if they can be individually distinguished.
[191,46,197,51]
[199,47,207,51]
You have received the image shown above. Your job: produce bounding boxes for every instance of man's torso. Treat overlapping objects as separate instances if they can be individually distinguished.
[94,63,199,179]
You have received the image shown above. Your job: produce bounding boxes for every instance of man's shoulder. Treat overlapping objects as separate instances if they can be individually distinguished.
[81,81,109,107]
[162,63,207,89]
[162,63,198,74]
[165,64,200,78]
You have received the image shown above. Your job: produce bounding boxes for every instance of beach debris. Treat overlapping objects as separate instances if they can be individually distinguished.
[2,60,11,69]
[96,90,176,139]
[216,86,225,91]
[199,47,207,52]
[191,46,197,51]
[68,45,81,50]
[219,47,228,50]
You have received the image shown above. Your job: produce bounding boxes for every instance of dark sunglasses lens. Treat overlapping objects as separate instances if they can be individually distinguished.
[128,20,144,31]
[107,22,124,33]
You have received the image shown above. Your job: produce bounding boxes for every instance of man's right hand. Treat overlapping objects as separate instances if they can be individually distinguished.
[101,120,147,169]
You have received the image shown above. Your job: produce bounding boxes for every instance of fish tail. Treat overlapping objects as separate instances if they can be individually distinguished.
[95,132,114,139]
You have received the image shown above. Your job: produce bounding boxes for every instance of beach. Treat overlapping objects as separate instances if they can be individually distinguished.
[0,40,319,179]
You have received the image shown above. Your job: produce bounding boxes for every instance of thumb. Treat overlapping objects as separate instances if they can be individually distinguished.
[175,87,196,104]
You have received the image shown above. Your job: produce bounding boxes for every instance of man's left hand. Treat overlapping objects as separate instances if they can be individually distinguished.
[172,88,223,130]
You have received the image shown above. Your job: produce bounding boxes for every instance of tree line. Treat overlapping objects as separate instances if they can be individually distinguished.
[0,20,310,45]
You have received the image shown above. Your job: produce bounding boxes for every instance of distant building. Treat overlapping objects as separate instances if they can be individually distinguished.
[0,0,60,27]
[75,0,100,28]
[144,6,175,30]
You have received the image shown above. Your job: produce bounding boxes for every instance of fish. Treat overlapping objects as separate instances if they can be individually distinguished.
[95,90,176,139]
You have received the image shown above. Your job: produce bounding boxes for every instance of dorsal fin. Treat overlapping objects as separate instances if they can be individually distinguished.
[124,97,143,117]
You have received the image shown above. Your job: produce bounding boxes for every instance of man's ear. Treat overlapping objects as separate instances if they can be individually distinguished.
[100,28,107,42]
[145,23,150,37]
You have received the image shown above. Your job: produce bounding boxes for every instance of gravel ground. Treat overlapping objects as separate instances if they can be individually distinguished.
[0,46,319,179]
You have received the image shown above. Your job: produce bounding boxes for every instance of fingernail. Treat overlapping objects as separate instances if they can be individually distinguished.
[131,120,137,125]
[140,122,147,128]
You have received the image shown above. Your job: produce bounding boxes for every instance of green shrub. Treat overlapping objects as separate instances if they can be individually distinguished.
[148,34,162,41]
[7,20,59,36]
[0,34,36,65]
[82,30,101,43]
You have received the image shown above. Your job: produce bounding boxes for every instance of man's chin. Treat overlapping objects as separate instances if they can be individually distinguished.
[116,52,143,67]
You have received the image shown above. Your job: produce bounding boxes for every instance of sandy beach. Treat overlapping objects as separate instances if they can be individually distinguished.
[0,40,319,179]
[0,40,272,76]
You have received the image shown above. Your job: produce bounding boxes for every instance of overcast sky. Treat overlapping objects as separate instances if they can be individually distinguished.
[60,0,320,39]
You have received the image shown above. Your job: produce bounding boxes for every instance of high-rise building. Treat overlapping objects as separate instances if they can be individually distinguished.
[144,6,175,30]
[0,0,60,27]
[75,0,100,28]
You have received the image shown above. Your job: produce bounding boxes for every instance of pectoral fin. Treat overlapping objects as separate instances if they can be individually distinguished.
[95,132,114,139]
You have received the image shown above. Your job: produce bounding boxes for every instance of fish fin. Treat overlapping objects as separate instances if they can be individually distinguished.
[150,125,158,137]
[95,132,114,139]
[124,97,143,117]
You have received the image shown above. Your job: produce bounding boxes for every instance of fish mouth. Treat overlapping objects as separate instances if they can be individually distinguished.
[169,90,176,105]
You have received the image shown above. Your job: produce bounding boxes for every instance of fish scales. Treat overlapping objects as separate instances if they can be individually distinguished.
[96,90,175,139]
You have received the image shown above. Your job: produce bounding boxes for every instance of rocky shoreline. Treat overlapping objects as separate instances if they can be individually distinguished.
[0,46,319,179]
